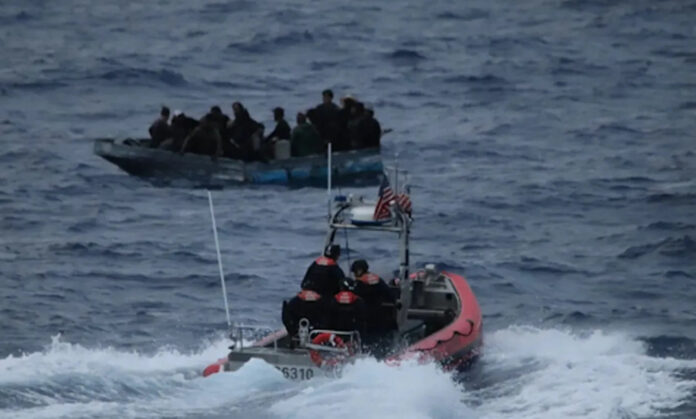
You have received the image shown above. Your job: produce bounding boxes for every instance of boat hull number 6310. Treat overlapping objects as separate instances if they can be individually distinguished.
[275,365,315,380]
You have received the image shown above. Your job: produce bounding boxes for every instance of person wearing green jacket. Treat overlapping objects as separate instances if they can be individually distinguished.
[291,112,323,157]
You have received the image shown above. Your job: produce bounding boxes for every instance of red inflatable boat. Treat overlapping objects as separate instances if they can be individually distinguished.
[203,185,482,379]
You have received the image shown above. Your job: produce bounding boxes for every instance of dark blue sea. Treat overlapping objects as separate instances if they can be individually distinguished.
[1,0,695,418]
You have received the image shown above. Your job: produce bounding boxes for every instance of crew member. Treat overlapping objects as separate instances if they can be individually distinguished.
[330,278,368,337]
[149,106,171,148]
[281,288,330,337]
[351,259,396,338]
[301,244,345,297]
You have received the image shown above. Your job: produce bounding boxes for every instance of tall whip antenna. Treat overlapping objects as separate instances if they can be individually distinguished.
[327,142,333,220]
[207,190,231,327]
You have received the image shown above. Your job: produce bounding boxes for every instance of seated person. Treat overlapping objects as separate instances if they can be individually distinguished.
[301,245,344,298]
[149,106,172,148]
[291,113,323,157]
[282,288,330,337]
[329,278,368,338]
[205,105,230,138]
[351,260,397,346]
[226,102,261,161]
[363,106,382,149]
[169,111,198,151]
[179,116,222,158]
[265,107,291,142]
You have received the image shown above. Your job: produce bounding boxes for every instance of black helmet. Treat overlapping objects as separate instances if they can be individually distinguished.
[324,244,340,259]
[340,277,356,292]
[350,259,368,274]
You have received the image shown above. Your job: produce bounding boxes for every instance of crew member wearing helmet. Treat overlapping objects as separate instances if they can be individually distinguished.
[329,278,368,338]
[300,244,345,298]
[351,260,395,320]
[350,259,396,356]
[281,288,330,338]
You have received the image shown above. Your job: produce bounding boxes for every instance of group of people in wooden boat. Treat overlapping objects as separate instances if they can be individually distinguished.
[147,90,382,162]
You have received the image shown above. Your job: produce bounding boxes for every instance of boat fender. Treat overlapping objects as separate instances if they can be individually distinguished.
[202,358,227,377]
[309,333,347,367]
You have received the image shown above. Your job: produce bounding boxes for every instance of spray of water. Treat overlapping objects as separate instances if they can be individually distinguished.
[0,327,693,419]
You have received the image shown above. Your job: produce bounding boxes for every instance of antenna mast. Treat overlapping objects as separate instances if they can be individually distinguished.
[207,191,231,327]
[327,142,333,220]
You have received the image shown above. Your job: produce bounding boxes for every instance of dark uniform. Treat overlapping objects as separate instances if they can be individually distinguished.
[355,272,397,336]
[301,255,345,298]
[282,289,330,336]
[355,273,395,319]
[330,289,368,337]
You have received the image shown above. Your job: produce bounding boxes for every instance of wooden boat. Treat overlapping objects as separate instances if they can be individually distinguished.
[93,138,383,187]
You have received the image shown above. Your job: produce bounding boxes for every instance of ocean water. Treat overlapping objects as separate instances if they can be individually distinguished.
[1,0,695,418]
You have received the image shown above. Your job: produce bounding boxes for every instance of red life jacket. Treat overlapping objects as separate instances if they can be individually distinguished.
[314,256,337,266]
[298,290,321,301]
[334,291,359,304]
[357,273,380,285]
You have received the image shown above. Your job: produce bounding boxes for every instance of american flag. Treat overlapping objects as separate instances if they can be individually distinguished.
[397,192,412,215]
[373,175,395,220]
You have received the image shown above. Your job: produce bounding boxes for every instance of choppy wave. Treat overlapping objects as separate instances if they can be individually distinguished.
[619,235,696,259]
[2,327,694,418]
[386,49,427,61]
[97,68,187,86]
[468,326,696,419]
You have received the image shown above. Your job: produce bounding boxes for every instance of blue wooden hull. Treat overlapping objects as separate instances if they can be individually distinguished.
[94,139,383,187]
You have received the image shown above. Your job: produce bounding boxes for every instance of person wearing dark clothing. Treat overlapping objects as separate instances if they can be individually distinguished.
[291,113,323,157]
[203,106,234,157]
[169,112,199,151]
[301,244,345,298]
[259,107,291,160]
[351,260,396,334]
[330,278,368,338]
[226,102,262,160]
[362,107,382,149]
[149,106,172,148]
[265,107,291,141]
[281,289,331,337]
[307,89,341,147]
[205,106,230,137]
[347,101,373,149]
[179,116,222,158]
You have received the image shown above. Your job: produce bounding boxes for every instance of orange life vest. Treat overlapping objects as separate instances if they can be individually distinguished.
[298,290,321,301]
[334,291,359,304]
[357,273,380,285]
[315,256,337,266]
